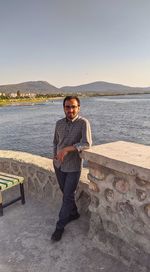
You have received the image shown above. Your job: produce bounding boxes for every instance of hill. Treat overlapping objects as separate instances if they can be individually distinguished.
[60,81,150,95]
[0,80,150,95]
[0,81,59,94]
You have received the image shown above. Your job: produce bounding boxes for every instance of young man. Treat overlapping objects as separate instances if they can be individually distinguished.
[51,95,92,241]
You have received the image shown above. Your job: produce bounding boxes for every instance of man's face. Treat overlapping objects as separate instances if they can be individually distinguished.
[64,98,80,120]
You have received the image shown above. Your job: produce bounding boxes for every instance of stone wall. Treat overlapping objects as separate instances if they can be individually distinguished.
[1,141,150,270]
[0,150,90,211]
[0,151,57,200]
[81,141,150,270]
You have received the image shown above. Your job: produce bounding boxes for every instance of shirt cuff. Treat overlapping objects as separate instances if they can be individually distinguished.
[73,143,89,152]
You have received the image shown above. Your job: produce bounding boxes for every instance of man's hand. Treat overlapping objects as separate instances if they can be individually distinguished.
[56,146,76,162]
[56,148,68,162]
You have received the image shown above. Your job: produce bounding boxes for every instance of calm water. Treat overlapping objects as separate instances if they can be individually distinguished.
[0,94,150,158]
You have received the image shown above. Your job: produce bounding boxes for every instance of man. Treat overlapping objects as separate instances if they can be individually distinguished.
[51,95,92,241]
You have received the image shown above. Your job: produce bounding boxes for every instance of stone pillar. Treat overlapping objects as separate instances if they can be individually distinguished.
[81,141,150,269]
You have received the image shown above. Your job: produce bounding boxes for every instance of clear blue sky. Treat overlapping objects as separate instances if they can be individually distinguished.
[0,0,150,87]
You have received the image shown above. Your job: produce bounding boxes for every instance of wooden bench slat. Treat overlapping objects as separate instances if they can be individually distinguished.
[0,181,21,191]
[0,172,24,184]
[0,171,25,215]
[0,175,19,182]
[0,172,24,192]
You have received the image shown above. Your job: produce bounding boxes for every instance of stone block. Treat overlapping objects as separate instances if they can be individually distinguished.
[28,166,36,176]
[90,195,99,208]
[20,165,28,176]
[89,213,106,241]
[77,190,91,213]
[106,206,114,218]
[117,201,134,216]
[36,170,46,183]
[89,168,105,180]
[136,189,147,202]
[88,181,100,192]
[144,204,150,218]
[113,178,129,194]
[2,161,10,172]
[135,177,150,188]
[43,182,53,198]
[34,177,43,194]
[88,161,110,180]
[11,162,19,173]
[104,188,114,203]
[132,218,145,234]
[101,220,118,234]
[28,176,36,193]
[48,173,57,186]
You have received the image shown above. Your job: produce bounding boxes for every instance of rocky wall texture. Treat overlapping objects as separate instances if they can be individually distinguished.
[0,150,90,212]
[81,141,150,270]
[0,151,57,200]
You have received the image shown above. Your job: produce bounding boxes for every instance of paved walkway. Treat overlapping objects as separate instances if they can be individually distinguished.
[0,196,137,272]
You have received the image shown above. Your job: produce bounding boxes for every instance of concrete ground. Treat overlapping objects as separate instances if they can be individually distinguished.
[0,196,136,272]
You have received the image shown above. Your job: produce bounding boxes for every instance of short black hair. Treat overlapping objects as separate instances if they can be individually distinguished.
[63,96,80,107]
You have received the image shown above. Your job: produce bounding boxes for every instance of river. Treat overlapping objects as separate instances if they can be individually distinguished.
[0,94,150,158]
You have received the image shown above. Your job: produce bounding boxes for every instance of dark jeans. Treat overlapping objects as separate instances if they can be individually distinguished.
[54,166,81,229]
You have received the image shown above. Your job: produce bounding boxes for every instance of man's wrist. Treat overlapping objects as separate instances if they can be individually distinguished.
[64,146,76,153]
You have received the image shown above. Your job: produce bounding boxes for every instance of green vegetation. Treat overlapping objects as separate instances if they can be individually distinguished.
[0,91,150,107]
[0,94,64,107]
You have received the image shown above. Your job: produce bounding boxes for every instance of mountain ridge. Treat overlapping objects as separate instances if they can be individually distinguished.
[0,81,59,94]
[0,80,150,95]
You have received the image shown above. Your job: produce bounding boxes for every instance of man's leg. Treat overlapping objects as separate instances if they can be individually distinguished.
[51,170,80,241]
[51,167,66,241]
[54,166,66,193]
[56,171,81,230]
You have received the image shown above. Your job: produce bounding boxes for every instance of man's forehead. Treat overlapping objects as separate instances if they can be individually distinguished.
[64,99,79,105]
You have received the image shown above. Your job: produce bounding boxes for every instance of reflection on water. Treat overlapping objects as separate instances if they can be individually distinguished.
[0,94,150,158]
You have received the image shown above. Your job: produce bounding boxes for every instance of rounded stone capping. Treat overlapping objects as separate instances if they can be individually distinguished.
[0,150,54,171]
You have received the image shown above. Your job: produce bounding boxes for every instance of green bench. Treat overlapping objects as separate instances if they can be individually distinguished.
[0,172,25,216]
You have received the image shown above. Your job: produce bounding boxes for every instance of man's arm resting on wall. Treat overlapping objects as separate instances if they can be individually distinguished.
[55,119,92,162]
[74,119,92,152]
[55,145,77,162]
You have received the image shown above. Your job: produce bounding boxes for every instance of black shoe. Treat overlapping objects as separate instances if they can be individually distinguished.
[67,213,80,224]
[51,228,64,242]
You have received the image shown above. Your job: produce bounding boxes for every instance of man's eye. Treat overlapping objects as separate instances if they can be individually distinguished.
[65,106,78,109]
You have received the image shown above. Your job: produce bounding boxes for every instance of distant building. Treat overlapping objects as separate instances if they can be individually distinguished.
[0,92,6,97]
[8,92,36,98]
[20,92,36,98]
[10,93,18,98]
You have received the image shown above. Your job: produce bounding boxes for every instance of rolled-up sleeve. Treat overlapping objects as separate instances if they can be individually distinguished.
[74,119,92,152]
[53,124,58,157]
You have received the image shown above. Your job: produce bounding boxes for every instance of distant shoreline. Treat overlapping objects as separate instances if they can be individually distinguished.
[0,92,150,107]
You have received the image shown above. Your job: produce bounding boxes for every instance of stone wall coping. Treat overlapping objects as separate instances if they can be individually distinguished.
[81,141,150,180]
[0,150,89,183]
[0,150,53,171]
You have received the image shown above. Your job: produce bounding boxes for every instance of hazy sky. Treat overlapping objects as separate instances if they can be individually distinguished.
[0,0,150,87]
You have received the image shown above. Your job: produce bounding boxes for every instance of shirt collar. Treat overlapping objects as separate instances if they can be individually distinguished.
[66,115,79,123]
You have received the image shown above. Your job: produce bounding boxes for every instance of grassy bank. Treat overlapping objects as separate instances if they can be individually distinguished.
[0,97,63,107]
[1,92,150,107]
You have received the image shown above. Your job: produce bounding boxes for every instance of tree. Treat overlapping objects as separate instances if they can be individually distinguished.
[17,90,21,98]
